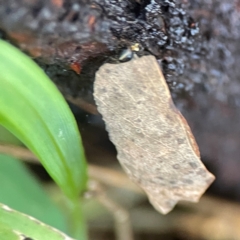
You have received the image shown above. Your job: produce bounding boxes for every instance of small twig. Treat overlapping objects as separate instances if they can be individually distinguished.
[0,144,38,163]
[87,180,134,240]
[0,143,142,193]
[89,165,142,194]
[0,143,134,240]
[2,144,240,239]
[66,95,99,115]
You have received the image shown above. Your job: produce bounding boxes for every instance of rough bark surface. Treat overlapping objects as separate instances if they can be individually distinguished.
[1,0,240,200]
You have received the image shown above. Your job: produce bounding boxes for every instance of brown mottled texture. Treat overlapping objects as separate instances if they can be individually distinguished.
[0,0,200,95]
[94,55,215,214]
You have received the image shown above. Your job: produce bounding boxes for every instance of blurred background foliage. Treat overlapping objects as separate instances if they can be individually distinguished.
[1,0,240,239]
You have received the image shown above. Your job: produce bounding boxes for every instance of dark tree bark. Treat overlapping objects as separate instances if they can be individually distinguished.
[1,0,240,201]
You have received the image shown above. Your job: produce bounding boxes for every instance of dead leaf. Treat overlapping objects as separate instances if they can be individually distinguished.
[94,55,215,214]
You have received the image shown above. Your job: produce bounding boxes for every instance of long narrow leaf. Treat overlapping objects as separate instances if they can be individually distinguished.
[0,40,87,199]
[0,154,67,232]
[0,203,75,240]
[0,222,19,240]
[0,125,22,145]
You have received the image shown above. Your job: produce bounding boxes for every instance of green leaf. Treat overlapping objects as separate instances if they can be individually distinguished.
[0,223,19,240]
[0,126,22,146]
[0,203,75,240]
[0,154,67,232]
[0,39,87,200]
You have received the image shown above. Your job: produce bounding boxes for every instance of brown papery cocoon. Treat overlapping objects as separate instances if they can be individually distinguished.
[94,55,215,214]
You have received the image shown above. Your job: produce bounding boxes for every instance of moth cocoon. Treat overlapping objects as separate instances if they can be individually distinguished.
[94,55,215,214]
